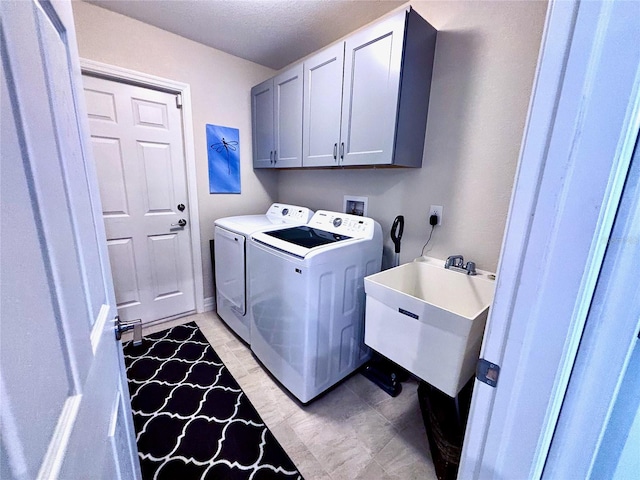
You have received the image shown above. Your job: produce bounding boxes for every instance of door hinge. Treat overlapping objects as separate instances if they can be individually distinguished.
[476,358,500,388]
[175,93,182,109]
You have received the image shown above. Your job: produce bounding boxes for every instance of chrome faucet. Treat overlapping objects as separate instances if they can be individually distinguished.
[445,255,464,269]
[445,255,477,275]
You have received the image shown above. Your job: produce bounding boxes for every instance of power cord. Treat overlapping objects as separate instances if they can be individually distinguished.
[421,225,435,256]
[421,213,439,256]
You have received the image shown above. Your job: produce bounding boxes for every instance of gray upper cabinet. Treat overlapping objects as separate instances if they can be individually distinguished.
[251,78,274,168]
[340,11,407,166]
[252,64,303,168]
[253,7,436,169]
[343,9,418,166]
[303,43,345,167]
[304,8,437,168]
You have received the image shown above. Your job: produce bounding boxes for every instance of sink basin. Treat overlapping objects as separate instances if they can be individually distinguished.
[364,256,496,397]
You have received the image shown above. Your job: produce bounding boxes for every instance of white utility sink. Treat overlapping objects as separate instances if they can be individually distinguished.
[364,256,496,397]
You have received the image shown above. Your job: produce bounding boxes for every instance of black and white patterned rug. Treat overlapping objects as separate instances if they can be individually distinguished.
[123,322,302,480]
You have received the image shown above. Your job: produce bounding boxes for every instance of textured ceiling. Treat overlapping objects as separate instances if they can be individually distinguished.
[84,0,406,70]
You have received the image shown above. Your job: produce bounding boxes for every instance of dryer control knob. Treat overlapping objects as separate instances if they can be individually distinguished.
[282,208,289,216]
[333,218,342,227]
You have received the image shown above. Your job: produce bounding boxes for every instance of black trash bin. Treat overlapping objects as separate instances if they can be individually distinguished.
[418,379,473,480]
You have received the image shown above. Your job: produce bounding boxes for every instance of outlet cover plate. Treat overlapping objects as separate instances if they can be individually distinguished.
[430,205,443,226]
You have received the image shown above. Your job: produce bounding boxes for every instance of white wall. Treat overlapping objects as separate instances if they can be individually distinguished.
[72,0,547,301]
[72,1,278,303]
[277,1,547,271]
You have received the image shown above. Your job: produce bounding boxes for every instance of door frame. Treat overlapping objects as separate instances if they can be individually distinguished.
[459,0,640,478]
[542,122,640,479]
[80,59,205,316]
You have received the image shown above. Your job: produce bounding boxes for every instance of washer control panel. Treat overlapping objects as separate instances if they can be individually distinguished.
[309,211,375,238]
[266,203,314,224]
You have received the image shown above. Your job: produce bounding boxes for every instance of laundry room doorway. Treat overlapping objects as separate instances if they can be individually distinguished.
[81,62,204,324]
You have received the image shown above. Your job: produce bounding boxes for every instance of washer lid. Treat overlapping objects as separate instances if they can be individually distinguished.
[214,215,275,235]
[264,226,352,249]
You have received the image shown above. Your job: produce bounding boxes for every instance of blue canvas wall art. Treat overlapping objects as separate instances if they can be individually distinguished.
[207,124,240,194]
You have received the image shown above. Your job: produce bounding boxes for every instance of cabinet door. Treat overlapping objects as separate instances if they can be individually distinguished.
[274,64,303,168]
[303,43,345,167]
[251,78,275,168]
[340,10,405,166]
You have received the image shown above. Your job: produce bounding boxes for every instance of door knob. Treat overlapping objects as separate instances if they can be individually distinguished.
[115,316,142,346]
[171,219,187,227]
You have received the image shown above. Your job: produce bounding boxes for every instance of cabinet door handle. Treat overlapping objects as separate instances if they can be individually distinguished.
[270,150,273,164]
[333,143,337,161]
[340,142,344,161]
[274,150,277,164]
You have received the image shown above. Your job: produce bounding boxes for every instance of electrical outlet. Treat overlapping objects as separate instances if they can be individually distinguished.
[429,205,443,226]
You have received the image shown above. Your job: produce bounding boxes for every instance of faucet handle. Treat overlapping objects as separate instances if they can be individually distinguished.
[465,261,477,275]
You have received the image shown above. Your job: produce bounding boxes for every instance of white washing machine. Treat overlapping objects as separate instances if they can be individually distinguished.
[214,203,313,343]
[249,210,383,403]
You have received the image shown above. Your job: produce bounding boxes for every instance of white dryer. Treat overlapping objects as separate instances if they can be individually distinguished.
[249,210,383,403]
[214,203,313,343]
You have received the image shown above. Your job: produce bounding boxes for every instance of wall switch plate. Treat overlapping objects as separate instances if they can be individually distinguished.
[430,205,443,226]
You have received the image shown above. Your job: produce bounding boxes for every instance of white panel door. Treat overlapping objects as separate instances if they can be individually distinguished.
[341,10,404,166]
[83,75,196,324]
[273,64,303,168]
[303,43,345,167]
[1,1,140,478]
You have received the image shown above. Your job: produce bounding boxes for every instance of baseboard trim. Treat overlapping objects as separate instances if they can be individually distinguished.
[203,296,215,312]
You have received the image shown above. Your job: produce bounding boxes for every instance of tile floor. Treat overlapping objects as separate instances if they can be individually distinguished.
[130,312,438,480]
